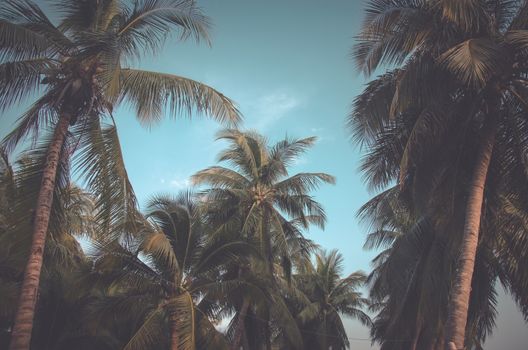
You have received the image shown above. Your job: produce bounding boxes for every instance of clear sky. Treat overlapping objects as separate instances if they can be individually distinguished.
[1,0,527,349]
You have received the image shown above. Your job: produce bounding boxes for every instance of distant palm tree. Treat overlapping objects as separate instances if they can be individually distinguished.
[287,250,370,350]
[0,1,241,348]
[193,129,335,349]
[352,1,528,348]
[84,192,256,350]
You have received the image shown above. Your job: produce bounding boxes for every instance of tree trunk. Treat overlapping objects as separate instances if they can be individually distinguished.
[170,310,179,350]
[444,119,497,350]
[8,113,71,350]
[232,298,250,350]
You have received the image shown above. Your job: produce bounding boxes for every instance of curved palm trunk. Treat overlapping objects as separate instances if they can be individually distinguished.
[9,113,72,350]
[444,120,497,350]
[232,298,250,350]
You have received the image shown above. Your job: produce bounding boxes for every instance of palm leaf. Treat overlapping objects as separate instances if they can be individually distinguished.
[0,58,55,111]
[118,0,211,56]
[438,38,502,88]
[119,68,241,126]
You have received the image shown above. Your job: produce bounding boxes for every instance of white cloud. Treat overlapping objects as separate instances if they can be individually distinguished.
[292,156,309,166]
[248,91,301,130]
[169,177,191,189]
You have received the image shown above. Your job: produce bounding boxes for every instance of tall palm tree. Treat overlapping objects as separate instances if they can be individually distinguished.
[0,146,95,349]
[0,1,241,348]
[193,129,335,349]
[352,1,528,348]
[359,187,499,350]
[284,250,371,350]
[83,192,257,350]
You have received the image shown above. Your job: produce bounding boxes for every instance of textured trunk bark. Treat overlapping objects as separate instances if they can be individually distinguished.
[170,311,179,350]
[320,312,327,350]
[9,113,72,350]
[232,298,250,350]
[444,119,497,350]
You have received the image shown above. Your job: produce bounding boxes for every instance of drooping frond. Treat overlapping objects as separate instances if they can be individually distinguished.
[0,0,73,59]
[74,118,139,240]
[348,70,397,145]
[353,0,432,75]
[1,94,58,153]
[119,69,241,126]
[191,166,251,189]
[0,58,55,111]
[274,173,336,195]
[122,306,165,350]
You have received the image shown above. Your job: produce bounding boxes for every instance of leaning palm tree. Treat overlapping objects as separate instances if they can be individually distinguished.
[0,145,95,349]
[83,192,257,350]
[352,1,528,348]
[0,1,241,348]
[286,250,371,350]
[193,129,335,349]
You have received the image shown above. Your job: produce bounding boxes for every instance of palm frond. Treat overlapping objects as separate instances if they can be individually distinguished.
[73,118,139,240]
[119,68,241,126]
[0,58,55,111]
[118,0,211,57]
[191,166,251,188]
[274,172,335,195]
[440,0,488,33]
[0,0,73,58]
[1,94,58,153]
[122,305,165,350]
[56,0,121,33]
[353,0,432,75]
[438,38,502,88]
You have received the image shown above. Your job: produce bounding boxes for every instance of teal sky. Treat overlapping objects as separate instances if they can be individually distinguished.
[1,0,527,348]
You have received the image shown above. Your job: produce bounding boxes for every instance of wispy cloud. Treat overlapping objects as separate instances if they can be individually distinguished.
[169,177,191,189]
[247,91,301,130]
[158,174,191,190]
[292,156,309,166]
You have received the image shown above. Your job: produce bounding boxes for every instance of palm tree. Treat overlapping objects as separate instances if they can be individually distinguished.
[83,192,257,350]
[0,1,241,348]
[192,129,335,349]
[0,146,95,349]
[352,1,528,348]
[359,187,500,350]
[285,250,371,350]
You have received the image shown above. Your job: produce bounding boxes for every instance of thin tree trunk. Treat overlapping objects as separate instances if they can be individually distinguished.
[444,119,497,350]
[9,113,71,350]
[232,298,250,350]
[321,312,327,350]
[170,310,179,350]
